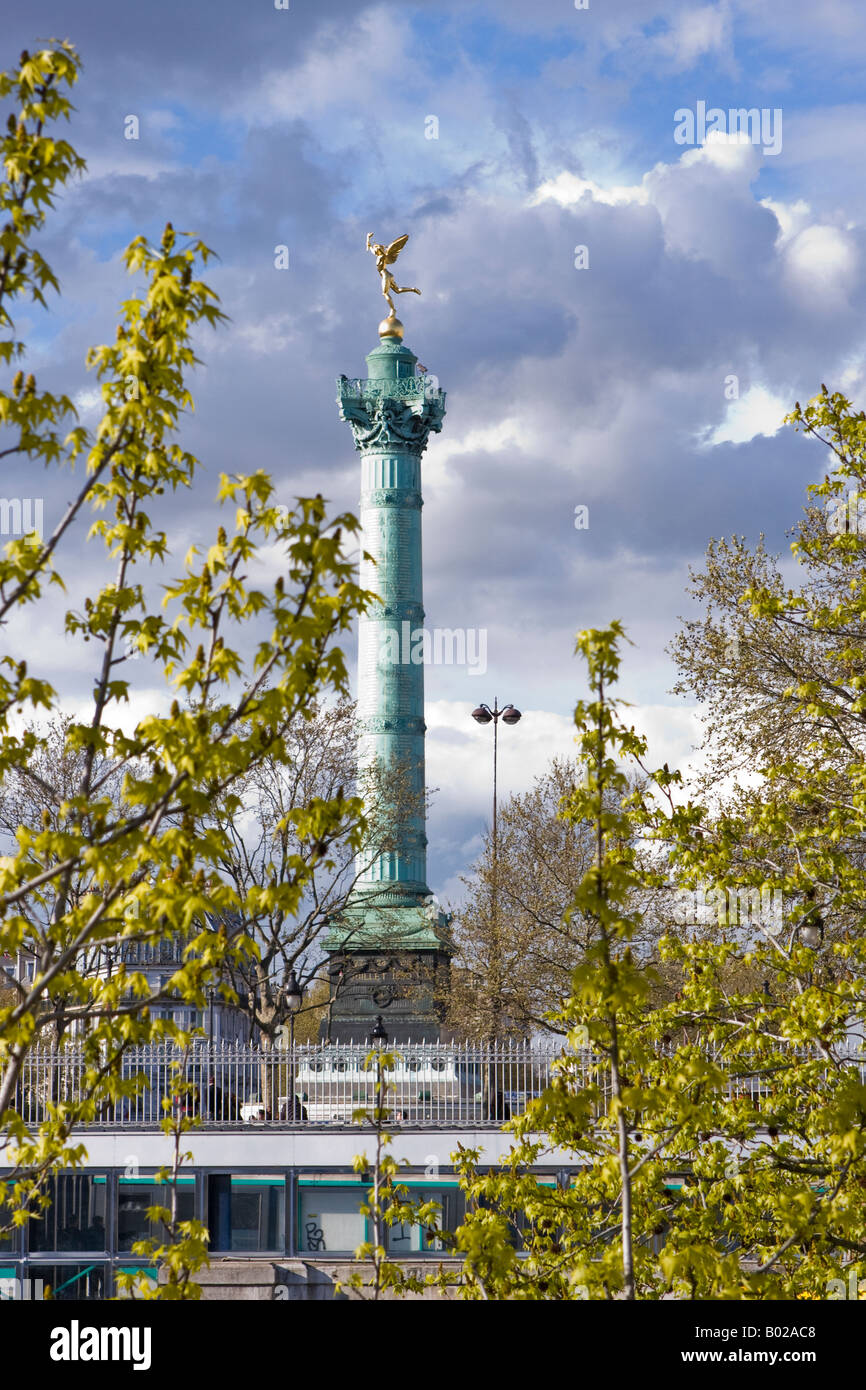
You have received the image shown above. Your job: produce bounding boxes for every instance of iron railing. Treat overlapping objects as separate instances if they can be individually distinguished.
[10,1039,558,1129]
[337,376,441,402]
[7,1038,866,1131]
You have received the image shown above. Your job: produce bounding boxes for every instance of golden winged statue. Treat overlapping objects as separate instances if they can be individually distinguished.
[367,232,422,314]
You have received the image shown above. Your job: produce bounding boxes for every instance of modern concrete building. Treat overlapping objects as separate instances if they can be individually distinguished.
[1,1038,569,1300]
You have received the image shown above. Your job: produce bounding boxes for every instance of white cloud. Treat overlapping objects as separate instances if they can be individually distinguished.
[78,152,179,182]
[73,388,103,421]
[681,129,766,172]
[760,196,812,248]
[783,224,858,309]
[755,196,858,313]
[531,172,649,209]
[426,696,705,905]
[652,5,731,69]
[643,136,771,275]
[426,698,702,810]
[534,136,776,285]
[698,383,789,447]
[65,686,172,735]
[425,417,533,495]
[233,313,299,356]
[839,356,866,393]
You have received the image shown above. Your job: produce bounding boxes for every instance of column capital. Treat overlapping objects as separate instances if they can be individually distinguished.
[337,377,445,454]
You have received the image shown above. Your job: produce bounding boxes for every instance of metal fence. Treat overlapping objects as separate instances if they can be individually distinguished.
[11,1040,561,1130]
[9,1038,866,1131]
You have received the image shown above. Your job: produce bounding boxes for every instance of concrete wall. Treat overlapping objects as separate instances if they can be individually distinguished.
[164,1259,465,1301]
[70,1127,581,1168]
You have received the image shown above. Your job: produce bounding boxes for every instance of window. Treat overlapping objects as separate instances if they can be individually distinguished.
[208,1175,284,1252]
[0,1182,16,1252]
[32,1263,107,1301]
[298,1186,364,1255]
[385,1188,465,1254]
[117,1180,195,1253]
[29,1175,107,1253]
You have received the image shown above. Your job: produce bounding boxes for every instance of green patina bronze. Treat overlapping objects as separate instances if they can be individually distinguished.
[324,326,452,1039]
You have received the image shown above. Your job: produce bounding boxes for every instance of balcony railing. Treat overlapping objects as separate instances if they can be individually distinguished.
[8,1038,866,1131]
[337,376,442,403]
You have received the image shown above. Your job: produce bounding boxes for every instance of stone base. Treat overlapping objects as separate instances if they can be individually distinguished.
[324,946,451,1044]
[323,895,452,1043]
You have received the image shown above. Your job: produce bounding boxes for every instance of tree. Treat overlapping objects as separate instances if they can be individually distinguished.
[668,387,866,950]
[210,698,426,1052]
[445,394,866,1298]
[288,974,330,1045]
[444,625,678,1298]
[670,391,866,791]
[644,387,866,1295]
[448,758,669,1039]
[0,715,145,1046]
[0,42,372,1280]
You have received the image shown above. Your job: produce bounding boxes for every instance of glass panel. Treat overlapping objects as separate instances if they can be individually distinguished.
[35,1263,107,1300]
[298,1187,364,1255]
[0,1182,15,1252]
[117,1182,195,1253]
[208,1176,284,1252]
[424,1188,465,1252]
[384,1188,465,1254]
[386,1214,421,1253]
[29,1175,107,1253]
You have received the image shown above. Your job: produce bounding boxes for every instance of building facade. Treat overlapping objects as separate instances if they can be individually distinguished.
[1,1039,573,1300]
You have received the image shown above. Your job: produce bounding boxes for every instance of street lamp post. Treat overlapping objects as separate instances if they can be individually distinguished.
[799,915,824,952]
[286,969,303,1051]
[369,1013,389,1116]
[471,699,521,1047]
[370,1014,388,1047]
[367,1014,389,1254]
[369,1014,389,1131]
[472,700,522,882]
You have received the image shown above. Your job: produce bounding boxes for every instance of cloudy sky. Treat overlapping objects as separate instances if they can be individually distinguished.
[3,0,865,904]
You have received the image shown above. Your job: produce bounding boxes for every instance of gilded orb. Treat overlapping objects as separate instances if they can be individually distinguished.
[379,312,404,340]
